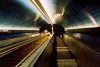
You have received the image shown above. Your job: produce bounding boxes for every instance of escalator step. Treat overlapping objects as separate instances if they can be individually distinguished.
[57,49,69,51]
[57,63,77,67]
[57,59,75,63]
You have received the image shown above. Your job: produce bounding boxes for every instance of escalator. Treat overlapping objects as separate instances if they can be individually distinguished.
[34,36,77,67]
[54,36,77,67]
[0,36,48,67]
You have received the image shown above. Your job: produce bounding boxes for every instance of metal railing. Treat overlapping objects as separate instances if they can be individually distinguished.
[0,35,45,58]
[15,35,53,67]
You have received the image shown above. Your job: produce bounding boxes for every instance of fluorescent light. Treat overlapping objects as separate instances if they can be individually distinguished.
[31,0,53,25]
[65,25,98,30]
[39,0,55,23]
[0,26,39,30]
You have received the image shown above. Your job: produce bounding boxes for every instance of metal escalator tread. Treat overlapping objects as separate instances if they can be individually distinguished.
[56,36,77,67]
[57,51,74,59]
[34,36,77,67]
[57,59,75,63]
[57,63,77,67]
[57,49,77,67]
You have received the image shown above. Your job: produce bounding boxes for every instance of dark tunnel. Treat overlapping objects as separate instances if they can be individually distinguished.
[0,0,100,67]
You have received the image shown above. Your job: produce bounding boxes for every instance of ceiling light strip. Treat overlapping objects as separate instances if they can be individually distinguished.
[30,0,53,26]
[30,0,47,20]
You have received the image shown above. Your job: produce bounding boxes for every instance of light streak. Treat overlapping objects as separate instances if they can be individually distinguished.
[51,26,54,34]
[34,14,39,22]
[85,12,98,27]
[65,25,98,30]
[31,0,53,25]
[0,26,39,30]
[39,0,55,23]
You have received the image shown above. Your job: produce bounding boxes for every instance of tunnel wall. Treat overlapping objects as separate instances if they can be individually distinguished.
[63,34,100,67]
[0,34,35,47]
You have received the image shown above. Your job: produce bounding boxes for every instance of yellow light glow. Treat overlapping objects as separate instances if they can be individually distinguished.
[73,33,81,39]
[53,7,65,24]
[0,26,39,30]
[54,14,62,24]
[34,13,39,22]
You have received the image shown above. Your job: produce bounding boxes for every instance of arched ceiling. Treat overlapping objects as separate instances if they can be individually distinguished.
[0,0,48,30]
[0,0,100,32]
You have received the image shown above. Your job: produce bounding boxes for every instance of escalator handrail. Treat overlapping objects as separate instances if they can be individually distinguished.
[0,35,46,58]
[15,35,53,67]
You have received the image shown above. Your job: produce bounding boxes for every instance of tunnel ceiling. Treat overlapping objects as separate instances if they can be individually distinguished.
[0,0,100,31]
